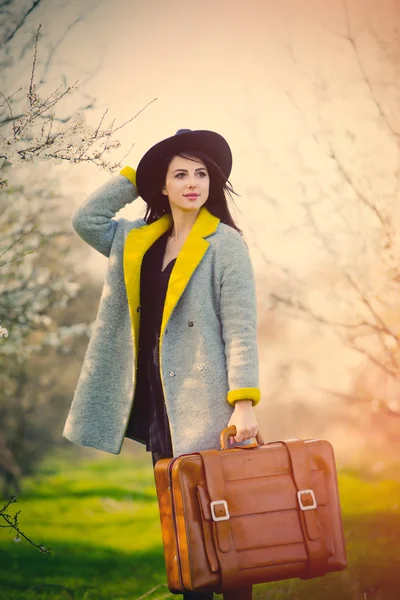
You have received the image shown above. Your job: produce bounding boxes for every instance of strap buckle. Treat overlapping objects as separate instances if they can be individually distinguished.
[210,499,230,521]
[297,489,317,511]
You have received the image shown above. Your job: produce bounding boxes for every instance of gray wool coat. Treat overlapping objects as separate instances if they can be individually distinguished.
[62,167,261,457]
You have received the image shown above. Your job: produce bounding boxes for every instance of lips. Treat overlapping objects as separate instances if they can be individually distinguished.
[184,194,199,198]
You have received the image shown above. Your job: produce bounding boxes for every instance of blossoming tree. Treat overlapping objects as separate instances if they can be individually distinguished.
[0,12,155,548]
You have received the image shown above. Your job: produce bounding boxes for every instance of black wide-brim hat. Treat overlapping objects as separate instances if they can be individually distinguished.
[136,129,232,204]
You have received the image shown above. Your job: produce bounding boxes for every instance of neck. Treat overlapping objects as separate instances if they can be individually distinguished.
[168,206,202,242]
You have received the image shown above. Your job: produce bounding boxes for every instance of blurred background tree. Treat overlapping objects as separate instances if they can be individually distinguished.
[234,1,400,435]
[0,1,154,498]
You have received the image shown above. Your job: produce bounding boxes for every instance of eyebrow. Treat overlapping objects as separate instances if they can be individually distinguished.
[173,167,207,173]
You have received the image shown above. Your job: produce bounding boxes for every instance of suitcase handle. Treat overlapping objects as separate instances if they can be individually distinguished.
[220,425,264,450]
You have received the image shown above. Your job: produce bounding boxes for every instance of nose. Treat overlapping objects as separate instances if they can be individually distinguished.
[187,179,197,190]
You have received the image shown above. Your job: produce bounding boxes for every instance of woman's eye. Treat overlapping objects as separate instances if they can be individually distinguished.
[176,172,207,178]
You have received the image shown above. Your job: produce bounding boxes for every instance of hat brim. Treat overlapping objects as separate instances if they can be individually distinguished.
[136,129,232,203]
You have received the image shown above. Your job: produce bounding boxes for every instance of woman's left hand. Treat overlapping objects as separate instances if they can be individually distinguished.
[227,399,258,444]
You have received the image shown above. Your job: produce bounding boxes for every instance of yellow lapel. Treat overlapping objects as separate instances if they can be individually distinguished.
[123,206,220,356]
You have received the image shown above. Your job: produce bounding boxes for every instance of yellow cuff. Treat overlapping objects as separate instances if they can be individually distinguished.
[227,388,261,407]
[119,166,137,187]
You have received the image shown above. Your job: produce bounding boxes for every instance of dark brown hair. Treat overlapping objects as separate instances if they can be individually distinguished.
[141,150,244,238]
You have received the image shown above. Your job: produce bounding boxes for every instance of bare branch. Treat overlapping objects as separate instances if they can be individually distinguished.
[344,270,400,357]
[2,0,42,46]
[341,0,400,141]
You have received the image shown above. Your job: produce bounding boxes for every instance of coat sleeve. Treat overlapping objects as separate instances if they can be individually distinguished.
[219,228,261,407]
[71,166,141,258]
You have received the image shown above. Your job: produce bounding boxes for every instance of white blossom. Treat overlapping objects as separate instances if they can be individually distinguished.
[0,32,143,413]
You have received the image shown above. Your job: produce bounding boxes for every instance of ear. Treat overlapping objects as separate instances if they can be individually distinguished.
[162,186,167,196]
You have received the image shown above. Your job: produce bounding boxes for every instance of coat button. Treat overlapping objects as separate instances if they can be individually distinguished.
[137,306,140,312]
[169,371,175,377]
[197,365,204,371]
[188,321,193,327]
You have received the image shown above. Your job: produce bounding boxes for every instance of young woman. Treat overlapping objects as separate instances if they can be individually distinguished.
[63,129,261,600]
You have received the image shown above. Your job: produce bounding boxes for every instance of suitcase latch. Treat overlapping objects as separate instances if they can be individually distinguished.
[297,489,317,511]
[210,500,230,521]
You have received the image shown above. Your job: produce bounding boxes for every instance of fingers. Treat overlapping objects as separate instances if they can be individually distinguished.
[233,427,258,443]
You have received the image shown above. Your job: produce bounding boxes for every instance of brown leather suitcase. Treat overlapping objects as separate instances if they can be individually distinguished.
[153,426,347,595]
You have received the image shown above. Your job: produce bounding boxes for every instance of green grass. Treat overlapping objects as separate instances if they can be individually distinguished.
[1,446,400,600]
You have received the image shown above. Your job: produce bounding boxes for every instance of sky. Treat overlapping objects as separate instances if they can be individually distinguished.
[6,0,400,451]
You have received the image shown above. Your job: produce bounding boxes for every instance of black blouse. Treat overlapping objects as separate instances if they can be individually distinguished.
[124,228,175,454]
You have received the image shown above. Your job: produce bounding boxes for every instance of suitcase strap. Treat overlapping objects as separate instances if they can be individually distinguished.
[199,449,239,589]
[270,439,330,578]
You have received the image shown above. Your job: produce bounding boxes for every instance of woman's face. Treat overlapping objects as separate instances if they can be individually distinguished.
[162,155,210,212]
